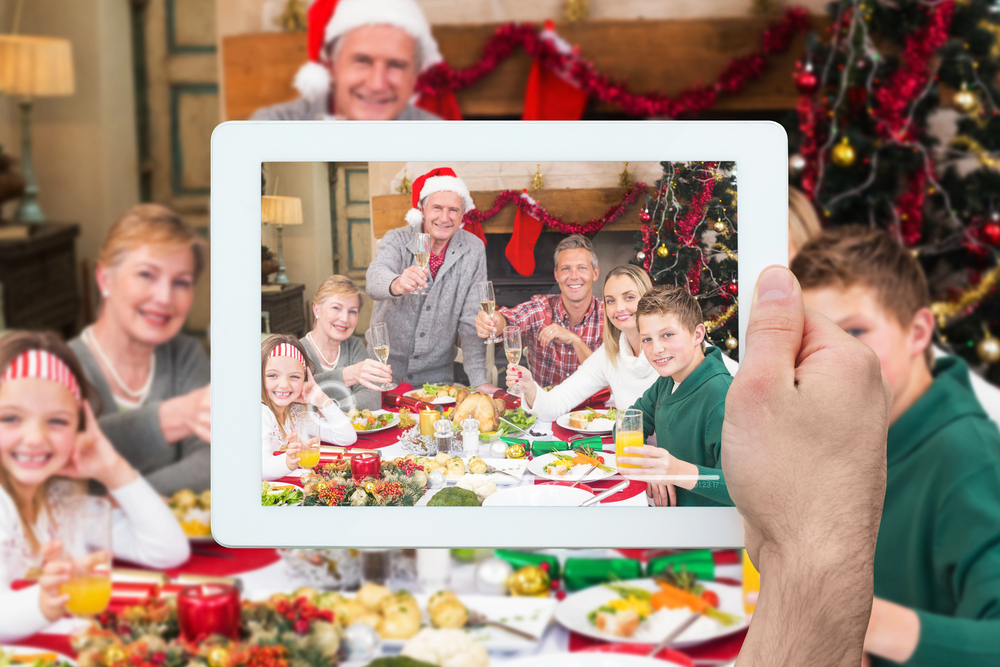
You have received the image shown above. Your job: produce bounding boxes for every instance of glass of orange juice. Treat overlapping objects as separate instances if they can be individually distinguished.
[294,411,322,468]
[615,408,644,469]
[58,497,112,616]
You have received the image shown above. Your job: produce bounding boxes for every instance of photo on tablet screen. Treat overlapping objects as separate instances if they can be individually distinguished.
[259,160,738,510]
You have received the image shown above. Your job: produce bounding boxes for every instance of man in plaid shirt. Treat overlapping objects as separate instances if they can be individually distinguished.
[476,235,604,388]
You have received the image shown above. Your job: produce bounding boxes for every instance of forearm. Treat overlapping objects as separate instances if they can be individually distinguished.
[109,476,190,568]
[159,397,195,443]
[366,254,403,301]
[691,464,732,505]
[0,586,51,642]
[890,611,1000,667]
[572,335,594,363]
[319,403,358,446]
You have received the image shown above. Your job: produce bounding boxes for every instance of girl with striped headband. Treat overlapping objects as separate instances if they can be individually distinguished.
[261,334,356,481]
[0,331,189,641]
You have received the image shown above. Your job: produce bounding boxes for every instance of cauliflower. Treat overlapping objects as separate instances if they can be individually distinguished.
[400,628,489,667]
[455,474,497,502]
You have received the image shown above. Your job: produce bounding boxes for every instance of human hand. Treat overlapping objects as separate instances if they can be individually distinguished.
[504,364,534,391]
[300,368,333,409]
[345,358,393,391]
[475,383,501,395]
[391,266,429,296]
[284,440,302,471]
[159,385,211,443]
[37,541,70,622]
[60,402,138,490]
[538,323,577,347]
[475,311,506,339]
[646,482,677,507]
[616,444,673,479]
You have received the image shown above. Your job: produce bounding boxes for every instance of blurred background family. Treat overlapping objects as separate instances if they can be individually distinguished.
[0,0,998,665]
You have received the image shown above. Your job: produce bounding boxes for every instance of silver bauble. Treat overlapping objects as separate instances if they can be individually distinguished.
[428,470,446,488]
[490,439,509,458]
[474,557,514,595]
[788,153,806,176]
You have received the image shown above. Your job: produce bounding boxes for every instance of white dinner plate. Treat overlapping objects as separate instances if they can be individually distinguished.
[501,655,687,667]
[350,409,400,433]
[482,485,594,507]
[404,390,457,405]
[481,458,528,484]
[528,452,617,483]
[3,646,77,666]
[554,578,747,648]
[556,410,616,434]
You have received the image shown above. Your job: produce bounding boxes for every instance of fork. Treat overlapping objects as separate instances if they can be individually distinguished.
[484,463,519,479]
[465,609,538,642]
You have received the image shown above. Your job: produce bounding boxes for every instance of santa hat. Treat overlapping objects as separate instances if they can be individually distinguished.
[405,168,476,226]
[294,0,443,99]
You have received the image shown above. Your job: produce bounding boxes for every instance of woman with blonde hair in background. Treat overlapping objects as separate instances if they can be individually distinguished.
[299,276,393,411]
[69,204,211,495]
[788,185,823,262]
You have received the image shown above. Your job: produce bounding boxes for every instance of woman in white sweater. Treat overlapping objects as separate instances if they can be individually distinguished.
[261,335,356,481]
[0,332,189,641]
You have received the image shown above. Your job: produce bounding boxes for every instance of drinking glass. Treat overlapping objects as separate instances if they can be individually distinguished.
[615,408,644,470]
[504,327,524,397]
[478,282,502,344]
[58,497,112,616]
[412,233,431,295]
[293,411,321,468]
[370,322,398,391]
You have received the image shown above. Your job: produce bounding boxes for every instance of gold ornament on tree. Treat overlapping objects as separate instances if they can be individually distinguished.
[507,565,550,596]
[365,481,377,494]
[656,244,669,258]
[977,331,1000,363]
[831,136,856,167]
[274,0,307,32]
[398,169,412,194]
[619,162,634,188]
[564,0,590,22]
[725,335,739,350]
[952,84,980,114]
[714,220,728,235]
[532,163,544,190]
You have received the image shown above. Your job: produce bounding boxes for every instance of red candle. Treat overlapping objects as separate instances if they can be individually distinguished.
[351,451,380,480]
[177,584,241,642]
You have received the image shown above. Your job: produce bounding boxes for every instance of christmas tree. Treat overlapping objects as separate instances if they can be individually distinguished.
[788,0,1000,380]
[633,161,739,357]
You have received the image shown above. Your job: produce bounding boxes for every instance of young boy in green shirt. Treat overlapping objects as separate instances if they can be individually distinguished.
[792,226,1000,667]
[616,285,733,507]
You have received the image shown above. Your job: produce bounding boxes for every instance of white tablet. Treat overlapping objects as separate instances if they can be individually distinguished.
[210,121,787,548]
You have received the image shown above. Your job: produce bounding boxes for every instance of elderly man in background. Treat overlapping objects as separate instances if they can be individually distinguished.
[366,168,498,393]
[251,0,441,121]
[477,234,605,388]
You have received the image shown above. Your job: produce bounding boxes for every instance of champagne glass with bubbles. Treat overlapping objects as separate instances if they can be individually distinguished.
[412,233,431,295]
[504,327,524,397]
[478,281,502,344]
[370,322,398,391]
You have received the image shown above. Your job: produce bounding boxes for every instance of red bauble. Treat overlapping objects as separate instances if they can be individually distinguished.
[640,210,651,222]
[982,221,1000,246]
[794,63,819,95]
[725,282,739,295]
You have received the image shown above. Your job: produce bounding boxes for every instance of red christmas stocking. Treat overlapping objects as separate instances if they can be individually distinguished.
[522,60,588,120]
[506,192,544,276]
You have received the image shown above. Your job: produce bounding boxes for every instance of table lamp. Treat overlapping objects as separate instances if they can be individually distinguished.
[261,195,303,285]
[0,35,75,224]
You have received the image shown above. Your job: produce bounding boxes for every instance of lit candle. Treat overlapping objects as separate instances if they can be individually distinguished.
[177,583,241,642]
[351,451,381,480]
[419,409,438,436]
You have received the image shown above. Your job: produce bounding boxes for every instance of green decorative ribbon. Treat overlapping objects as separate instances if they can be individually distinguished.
[646,549,715,581]
[530,440,568,455]
[563,557,643,592]
[494,549,561,579]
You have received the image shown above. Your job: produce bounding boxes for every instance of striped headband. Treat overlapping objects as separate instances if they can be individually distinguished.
[1,349,82,402]
[268,342,306,368]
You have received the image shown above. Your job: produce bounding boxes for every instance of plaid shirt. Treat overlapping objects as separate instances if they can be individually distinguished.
[499,294,604,388]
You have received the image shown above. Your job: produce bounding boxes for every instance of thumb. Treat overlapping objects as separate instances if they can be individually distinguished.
[739,265,804,389]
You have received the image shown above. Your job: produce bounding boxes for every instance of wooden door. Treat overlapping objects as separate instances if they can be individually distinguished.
[331,162,374,332]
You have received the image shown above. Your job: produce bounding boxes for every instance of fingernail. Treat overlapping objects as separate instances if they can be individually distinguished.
[757,266,794,302]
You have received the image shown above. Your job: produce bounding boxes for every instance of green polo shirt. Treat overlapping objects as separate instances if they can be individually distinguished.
[873,356,1000,667]
[628,346,733,506]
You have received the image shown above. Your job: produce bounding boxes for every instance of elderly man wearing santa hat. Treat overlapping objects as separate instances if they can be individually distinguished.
[251,0,441,121]
[366,168,499,393]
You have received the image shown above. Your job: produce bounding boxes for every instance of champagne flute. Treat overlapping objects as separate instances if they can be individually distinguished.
[58,497,113,617]
[478,281,502,344]
[370,322,398,391]
[412,233,431,295]
[615,408,644,470]
[293,411,321,468]
[504,327,524,397]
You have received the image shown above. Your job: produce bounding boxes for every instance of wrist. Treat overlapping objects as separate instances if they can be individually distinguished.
[342,363,358,387]
[98,458,138,490]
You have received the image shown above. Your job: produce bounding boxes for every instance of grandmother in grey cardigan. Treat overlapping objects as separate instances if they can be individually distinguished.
[366,168,499,393]
[70,204,211,496]
[300,275,390,411]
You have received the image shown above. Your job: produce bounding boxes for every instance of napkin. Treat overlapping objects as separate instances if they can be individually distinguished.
[563,557,643,591]
[646,549,716,581]
[530,440,569,455]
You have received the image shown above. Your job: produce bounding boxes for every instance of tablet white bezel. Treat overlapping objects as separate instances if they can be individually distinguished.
[210,120,786,548]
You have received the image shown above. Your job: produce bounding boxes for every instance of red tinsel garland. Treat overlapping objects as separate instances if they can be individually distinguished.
[897,168,927,246]
[416,8,810,118]
[462,182,648,235]
[676,163,720,245]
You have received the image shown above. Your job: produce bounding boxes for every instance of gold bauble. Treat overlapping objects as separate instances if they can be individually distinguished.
[103,646,126,665]
[714,221,728,234]
[831,137,856,168]
[506,565,550,597]
[953,87,978,114]
[365,481,377,493]
[725,336,739,350]
[977,335,1000,363]
[207,647,231,667]
[505,444,526,459]
[656,244,669,258]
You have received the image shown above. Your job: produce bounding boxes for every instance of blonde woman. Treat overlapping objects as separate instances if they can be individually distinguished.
[69,204,210,495]
[299,276,392,411]
[788,186,822,262]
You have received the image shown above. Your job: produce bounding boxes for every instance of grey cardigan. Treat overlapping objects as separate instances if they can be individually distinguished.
[366,222,488,387]
[68,334,211,495]
[299,334,381,411]
[250,95,441,121]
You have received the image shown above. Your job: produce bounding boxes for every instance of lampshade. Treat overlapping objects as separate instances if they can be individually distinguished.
[261,195,303,225]
[0,35,75,97]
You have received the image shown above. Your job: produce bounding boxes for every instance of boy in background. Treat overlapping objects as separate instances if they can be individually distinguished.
[617,285,733,507]
[792,226,1000,667]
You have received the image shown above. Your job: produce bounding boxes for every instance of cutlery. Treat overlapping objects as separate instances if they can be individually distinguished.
[646,611,700,656]
[499,416,532,438]
[465,609,539,642]
[569,465,595,487]
[484,463,519,479]
[579,479,629,506]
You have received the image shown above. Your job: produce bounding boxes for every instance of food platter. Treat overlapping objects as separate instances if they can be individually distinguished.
[404,385,460,404]
[556,410,616,434]
[349,409,399,433]
[528,452,617,483]
[1,646,77,667]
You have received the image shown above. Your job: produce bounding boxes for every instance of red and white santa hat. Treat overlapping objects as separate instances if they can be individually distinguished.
[294,0,443,99]
[1,349,82,402]
[405,168,476,226]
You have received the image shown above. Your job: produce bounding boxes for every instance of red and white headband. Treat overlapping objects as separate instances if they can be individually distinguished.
[1,349,82,402]
[268,343,306,369]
